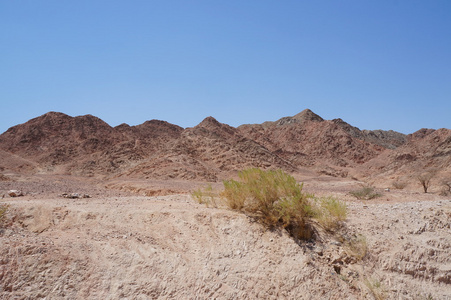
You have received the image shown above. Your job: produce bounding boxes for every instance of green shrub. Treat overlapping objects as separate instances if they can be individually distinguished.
[349,186,381,200]
[222,168,315,239]
[221,168,351,240]
[312,196,347,231]
[221,180,246,210]
[191,184,218,207]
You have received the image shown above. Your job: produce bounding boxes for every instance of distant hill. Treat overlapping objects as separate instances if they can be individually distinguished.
[0,110,449,183]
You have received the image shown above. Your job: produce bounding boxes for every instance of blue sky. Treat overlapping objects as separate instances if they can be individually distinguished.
[1,1,450,134]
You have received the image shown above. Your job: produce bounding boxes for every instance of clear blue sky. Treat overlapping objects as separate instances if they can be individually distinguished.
[1,1,450,134]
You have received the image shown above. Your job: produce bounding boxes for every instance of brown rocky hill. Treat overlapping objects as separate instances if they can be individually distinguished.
[361,127,451,187]
[0,112,183,177]
[0,113,294,181]
[1,110,449,183]
[0,112,122,174]
[332,118,407,149]
[237,109,403,177]
[120,116,296,181]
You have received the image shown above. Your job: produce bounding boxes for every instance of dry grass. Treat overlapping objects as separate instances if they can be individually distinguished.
[363,277,387,300]
[343,234,368,261]
[392,180,407,190]
[312,197,347,232]
[191,184,219,207]
[0,203,9,227]
[349,186,381,200]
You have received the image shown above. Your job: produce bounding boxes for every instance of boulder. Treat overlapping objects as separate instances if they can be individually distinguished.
[8,190,24,197]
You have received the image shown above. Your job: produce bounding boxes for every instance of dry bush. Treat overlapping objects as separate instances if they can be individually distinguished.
[222,168,315,239]
[191,184,219,207]
[417,170,436,193]
[363,277,387,300]
[349,186,381,200]
[312,197,347,232]
[221,180,246,210]
[222,168,348,240]
[0,203,10,227]
[343,234,368,261]
[392,180,407,190]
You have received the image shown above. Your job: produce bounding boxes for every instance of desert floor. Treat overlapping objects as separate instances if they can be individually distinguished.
[0,175,450,299]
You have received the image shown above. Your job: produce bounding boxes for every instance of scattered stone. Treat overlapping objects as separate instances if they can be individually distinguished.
[8,190,24,197]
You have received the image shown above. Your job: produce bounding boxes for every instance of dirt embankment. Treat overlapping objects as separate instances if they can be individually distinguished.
[0,178,450,299]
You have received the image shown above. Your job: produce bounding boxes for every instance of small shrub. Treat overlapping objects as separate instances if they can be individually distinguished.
[221,180,246,210]
[349,186,381,200]
[221,168,315,239]
[363,277,387,300]
[417,171,436,193]
[344,234,368,261]
[0,203,9,227]
[312,197,347,232]
[191,184,218,207]
[392,180,407,190]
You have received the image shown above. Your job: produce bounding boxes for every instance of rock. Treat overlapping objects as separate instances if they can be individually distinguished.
[8,190,24,197]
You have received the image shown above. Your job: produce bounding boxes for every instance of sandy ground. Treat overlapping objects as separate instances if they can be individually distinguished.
[0,177,450,299]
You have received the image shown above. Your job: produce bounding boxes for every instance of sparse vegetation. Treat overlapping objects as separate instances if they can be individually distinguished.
[0,203,9,227]
[191,184,219,207]
[311,196,347,231]
[221,168,347,240]
[392,180,407,190]
[363,277,387,300]
[417,171,436,193]
[343,234,368,261]
[222,168,313,238]
[349,186,381,200]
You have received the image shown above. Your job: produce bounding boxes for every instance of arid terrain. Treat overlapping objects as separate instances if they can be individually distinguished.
[0,110,450,299]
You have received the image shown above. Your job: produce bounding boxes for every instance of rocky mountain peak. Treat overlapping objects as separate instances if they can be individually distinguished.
[275,109,324,126]
[197,116,221,128]
[293,109,324,122]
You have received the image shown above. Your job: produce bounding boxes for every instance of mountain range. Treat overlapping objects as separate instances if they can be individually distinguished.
[0,109,449,186]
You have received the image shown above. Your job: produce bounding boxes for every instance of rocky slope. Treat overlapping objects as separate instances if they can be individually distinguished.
[361,127,451,187]
[0,110,449,184]
[237,109,399,177]
[122,116,295,181]
[0,112,184,177]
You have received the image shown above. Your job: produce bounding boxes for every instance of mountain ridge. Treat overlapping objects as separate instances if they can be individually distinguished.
[0,110,449,184]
